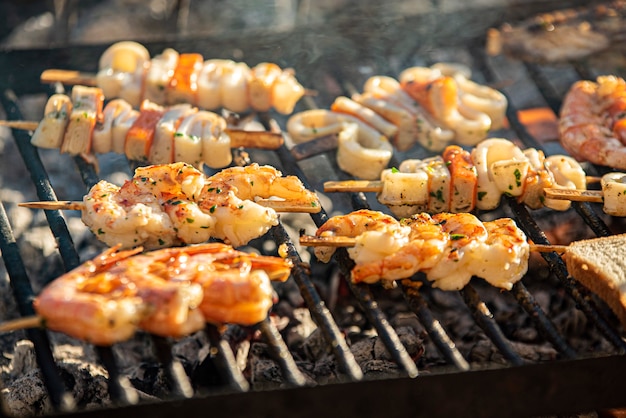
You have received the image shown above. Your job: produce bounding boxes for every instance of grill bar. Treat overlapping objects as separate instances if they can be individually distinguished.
[507,198,626,352]
[461,285,525,366]
[0,201,75,412]
[270,224,364,380]
[401,285,470,371]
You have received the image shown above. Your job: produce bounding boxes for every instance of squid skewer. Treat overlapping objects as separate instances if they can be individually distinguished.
[0,85,283,170]
[320,137,626,216]
[40,40,309,115]
[0,120,282,150]
[20,162,321,250]
[0,243,293,345]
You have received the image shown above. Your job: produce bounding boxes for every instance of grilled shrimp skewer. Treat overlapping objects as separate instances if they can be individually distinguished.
[323,138,599,217]
[305,209,529,291]
[21,162,321,250]
[0,86,283,169]
[41,41,306,115]
[20,243,291,345]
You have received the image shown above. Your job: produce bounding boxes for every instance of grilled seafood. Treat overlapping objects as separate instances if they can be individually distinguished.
[370,138,586,217]
[313,209,529,290]
[81,162,320,249]
[286,63,506,179]
[486,1,626,63]
[286,108,393,180]
[33,243,292,345]
[30,86,282,169]
[559,76,626,169]
[95,41,305,114]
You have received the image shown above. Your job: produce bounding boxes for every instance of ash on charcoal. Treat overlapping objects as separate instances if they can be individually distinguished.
[0,339,111,417]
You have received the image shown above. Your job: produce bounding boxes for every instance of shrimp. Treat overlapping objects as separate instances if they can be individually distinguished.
[351,213,448,284]
[314,209,410,264]
[82,163,318,249]
[207,163,318,204]
[313,210,528,291]
[560,77,626,169]
[33,245,205,345]
[33,243,293,344]
[420,212,489,290]
[128,243,292,326]
[470,218,529,290]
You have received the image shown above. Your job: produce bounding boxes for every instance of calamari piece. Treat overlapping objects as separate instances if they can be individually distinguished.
[96,41,150,107]
[336,122,393,180]
[471,138,527,210]
[144,48,179,105]
[272,69,306,115]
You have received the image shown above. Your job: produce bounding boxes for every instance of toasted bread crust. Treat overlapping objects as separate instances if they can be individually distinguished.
[565,234,626,329]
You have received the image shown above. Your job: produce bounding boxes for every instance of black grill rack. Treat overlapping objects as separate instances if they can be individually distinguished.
[1,24,626,418]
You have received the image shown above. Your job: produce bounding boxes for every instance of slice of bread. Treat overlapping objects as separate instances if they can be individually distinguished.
[565,233,626,329]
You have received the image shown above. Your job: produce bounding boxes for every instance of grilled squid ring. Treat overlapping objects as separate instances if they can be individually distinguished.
[432,63,507,130]
[336,122,393,180]
[198,60,251,114]
[96,41,150,106]
[601,172,626,216]
[144,48,179,105]
[472,138,527,210]
[362,75,455,151]
[31,94,73,149]
[331,96,399,139]
[286,108,393,179]
[174,110,232,168]
[400,67,493,146]
[286,109,350,143]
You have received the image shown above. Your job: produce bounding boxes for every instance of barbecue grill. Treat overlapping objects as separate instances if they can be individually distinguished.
[1,1,626,417]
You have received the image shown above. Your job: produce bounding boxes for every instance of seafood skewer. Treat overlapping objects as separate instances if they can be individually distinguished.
[301,215,626,330]
[41,41,307,115]
[21,162,321,250]
[286,63,507,180]
[0,243,292,345]
[301,209,529,291]
[320,138,604,217]
[0,85,283,169]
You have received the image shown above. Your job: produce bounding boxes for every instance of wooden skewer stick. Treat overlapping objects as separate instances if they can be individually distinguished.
[324,180,604,200]
[20,199,321,214]
[0,315,44,332]
[542,188,603,203]
[299,235,569,253]
[0,120,283,150]
[40,69,98,86]
[41,69,318,98]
